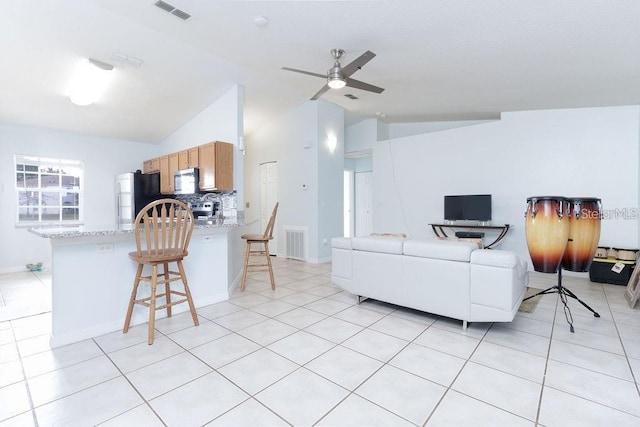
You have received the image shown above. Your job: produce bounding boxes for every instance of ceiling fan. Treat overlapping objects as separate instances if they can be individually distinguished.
[282,49,385,100]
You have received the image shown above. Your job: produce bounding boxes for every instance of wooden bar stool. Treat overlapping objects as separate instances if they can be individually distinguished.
[240,202,279,292]
[123,199,199,345]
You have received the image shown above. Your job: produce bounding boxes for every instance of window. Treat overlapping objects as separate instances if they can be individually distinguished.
[15,155,83,225]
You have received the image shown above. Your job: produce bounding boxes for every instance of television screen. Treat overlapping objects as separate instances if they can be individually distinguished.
[444,194,492,221]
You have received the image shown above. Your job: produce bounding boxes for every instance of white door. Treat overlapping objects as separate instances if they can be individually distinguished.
[260,162,278,255]
[355,172,373,236]
[343,170,354,237]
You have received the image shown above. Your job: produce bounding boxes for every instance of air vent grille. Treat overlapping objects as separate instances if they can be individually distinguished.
[344,94,359,100]
[154,1,192,21]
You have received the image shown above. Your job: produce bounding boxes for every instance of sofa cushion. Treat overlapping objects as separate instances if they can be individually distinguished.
[470,249,521,268]
[351,236,405,255]
[403,238,477,262]
[331,237,352,250]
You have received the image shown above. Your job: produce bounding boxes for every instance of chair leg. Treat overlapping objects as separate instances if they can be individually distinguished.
[240,241,251,292]
[264,242,276,290]
[148,264,158,345]
[123,263,143,333]
[163,262,172,318]
[177,260,199,326]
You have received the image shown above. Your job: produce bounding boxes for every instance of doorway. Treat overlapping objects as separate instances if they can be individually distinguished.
[259,161,278,254]
[343,170,354,237]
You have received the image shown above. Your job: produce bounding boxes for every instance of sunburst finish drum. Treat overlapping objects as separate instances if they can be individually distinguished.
[525,196,570,273]
[561,198,601,272]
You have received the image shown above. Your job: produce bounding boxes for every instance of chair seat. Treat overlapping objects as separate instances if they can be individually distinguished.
[241,234,272,241]
[128,249,189,264]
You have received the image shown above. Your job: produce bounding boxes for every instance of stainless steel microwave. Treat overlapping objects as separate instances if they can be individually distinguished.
[174,168,199,195]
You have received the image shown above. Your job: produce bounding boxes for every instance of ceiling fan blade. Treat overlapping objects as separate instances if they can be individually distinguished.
[341,51,376,77]
[282,67,326,79]
[310,84,330,100]
[345,77,385,94]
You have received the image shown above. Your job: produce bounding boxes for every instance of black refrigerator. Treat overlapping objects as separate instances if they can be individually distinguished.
[115,171,161,228]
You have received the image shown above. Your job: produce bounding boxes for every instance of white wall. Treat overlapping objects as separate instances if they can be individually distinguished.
[0,123,157,271]
[245,100,344,262]
[316,101,345,261]
[373,105,640,270]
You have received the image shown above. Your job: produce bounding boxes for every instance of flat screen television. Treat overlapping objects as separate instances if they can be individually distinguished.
[444,194,492,222]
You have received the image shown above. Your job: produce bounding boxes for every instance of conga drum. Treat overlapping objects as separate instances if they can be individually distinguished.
[562,198,602,272]
[525,196,570,273]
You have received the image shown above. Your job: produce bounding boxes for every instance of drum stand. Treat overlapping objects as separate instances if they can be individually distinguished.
[523,269,600,333]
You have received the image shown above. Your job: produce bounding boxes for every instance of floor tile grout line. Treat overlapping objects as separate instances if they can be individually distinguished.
[10,323,40,427]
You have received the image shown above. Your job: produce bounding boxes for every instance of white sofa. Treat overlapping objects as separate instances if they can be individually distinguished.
[331,236,529,329]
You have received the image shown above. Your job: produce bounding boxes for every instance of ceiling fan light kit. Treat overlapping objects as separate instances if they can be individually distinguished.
[282,48,384,100]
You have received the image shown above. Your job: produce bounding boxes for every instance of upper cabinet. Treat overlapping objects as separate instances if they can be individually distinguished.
[178,148,199,170]
[143,157,160,173]
[146,141,233,194]
[198,142,233,191]
[159,153,180,194]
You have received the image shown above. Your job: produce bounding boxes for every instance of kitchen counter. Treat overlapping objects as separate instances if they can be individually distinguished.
[30,219,257,347]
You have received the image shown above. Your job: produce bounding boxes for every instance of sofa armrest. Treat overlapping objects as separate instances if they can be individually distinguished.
[470,250,520,268]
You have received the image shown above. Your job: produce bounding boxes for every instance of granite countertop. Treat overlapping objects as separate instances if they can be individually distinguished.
[29,219,251,239]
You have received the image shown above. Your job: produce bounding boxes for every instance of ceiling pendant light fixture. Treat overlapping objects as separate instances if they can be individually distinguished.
[68,58,114,106]
[326,49,346,89]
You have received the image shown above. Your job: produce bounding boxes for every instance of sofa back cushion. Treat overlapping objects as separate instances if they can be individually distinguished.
[403,239,478,262]
[352,236,405,255]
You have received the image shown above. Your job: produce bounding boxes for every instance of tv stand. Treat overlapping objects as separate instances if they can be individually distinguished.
[429,223,510,249]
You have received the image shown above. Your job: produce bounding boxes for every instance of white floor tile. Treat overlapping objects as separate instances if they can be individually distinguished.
[190,333,261,369]
[549,339,633,381]
[273,307,327,329]
[236,319,297,346]
[303,298,352,316]
[196,301,243,320]
[544,359,640,416]
[205,398,288,426]
[414,326,481,359]
[452,362,541,421]
[0,381,31,422]
[267,330,334,365]
[306,345,383,390]
[356,365,446,425]
[0,360,24,388]
[0,343,19,364]
[149,372,248,427]
[248,300,297,317]
[552,324,625,355]
[277,291,324,306]
[539,386,640,427]
[255,368,349,426]
[303,316,364,343]
[107,336,183,374]
[484,325,550,357]
[228,293,273,309]
[28,355,120,406]
[94,324,150,353]
[342,328,408,362]
[333,306,387,327]
[369,315,428,341]
[98,404,164,426]
[317,394,414,426]
[125,351,212,400]
[21,339,104,378]
[471,341,547,383]
[212,309,269,332]
[428,390,534,427]
[217,348,298,395]
[152,312,202,335]
[390,343,466,387]
[166,321,231,349]
[35,377,143,427]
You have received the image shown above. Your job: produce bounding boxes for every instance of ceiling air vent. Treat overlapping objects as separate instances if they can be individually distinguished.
[344,94,359,100]
[154,1,192,21]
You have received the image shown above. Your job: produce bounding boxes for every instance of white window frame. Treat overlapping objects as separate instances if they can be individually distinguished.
[15,155,84,226]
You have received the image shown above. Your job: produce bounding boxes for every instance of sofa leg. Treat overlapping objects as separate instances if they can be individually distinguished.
[462,320,468,331]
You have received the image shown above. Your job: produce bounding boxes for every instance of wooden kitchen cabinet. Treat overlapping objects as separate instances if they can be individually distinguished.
[143,157,160,173]
[178,148,199,170]
[159,153,179,194]
[198,142,233,191]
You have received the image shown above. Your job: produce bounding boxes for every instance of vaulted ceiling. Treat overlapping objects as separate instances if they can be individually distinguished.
[2,1,640,143]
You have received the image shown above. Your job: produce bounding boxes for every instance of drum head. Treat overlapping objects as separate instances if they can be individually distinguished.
[527,196,568,202]
[566,197,601,203]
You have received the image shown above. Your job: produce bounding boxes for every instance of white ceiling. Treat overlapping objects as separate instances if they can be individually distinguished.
[2,0,640,143]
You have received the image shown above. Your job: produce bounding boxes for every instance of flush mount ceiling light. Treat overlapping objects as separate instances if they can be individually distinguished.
[67,58,114,106]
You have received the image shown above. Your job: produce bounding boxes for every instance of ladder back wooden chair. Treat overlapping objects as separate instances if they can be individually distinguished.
[240,202,279,292]
[123,198,198,344]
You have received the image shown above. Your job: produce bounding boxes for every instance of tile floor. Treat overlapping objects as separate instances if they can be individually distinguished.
[1,259,640,426]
